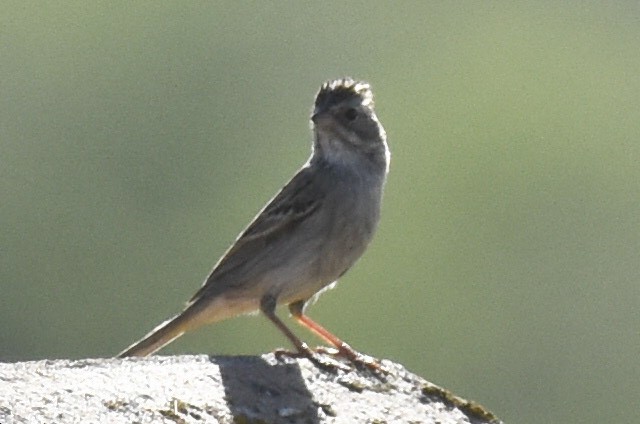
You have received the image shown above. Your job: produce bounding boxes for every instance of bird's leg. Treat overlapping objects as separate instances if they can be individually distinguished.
[288,300,386,373]
[260,295,348,372]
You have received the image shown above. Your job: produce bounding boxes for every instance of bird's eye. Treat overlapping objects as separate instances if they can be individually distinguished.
[343,107,358,121]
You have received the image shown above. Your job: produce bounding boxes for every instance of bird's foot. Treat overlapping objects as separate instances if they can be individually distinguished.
[273,346,350,373]
[314,345,389,375]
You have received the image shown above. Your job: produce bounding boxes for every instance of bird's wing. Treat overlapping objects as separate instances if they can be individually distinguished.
[189,165,324,302]
[237,166,322,243]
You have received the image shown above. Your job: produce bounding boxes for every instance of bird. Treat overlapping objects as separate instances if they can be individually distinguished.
[117,78,390,370]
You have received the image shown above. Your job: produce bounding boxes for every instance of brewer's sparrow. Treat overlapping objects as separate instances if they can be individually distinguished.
[118,78,390,370]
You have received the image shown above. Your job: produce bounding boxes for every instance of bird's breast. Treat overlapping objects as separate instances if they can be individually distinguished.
[315,169,383,279]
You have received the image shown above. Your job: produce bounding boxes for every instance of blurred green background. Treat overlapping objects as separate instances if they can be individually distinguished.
[2,2,639,423]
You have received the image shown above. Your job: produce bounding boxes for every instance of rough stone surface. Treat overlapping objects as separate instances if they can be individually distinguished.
[0,354,502,423]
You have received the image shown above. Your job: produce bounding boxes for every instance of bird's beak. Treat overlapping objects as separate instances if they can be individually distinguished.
[311,110,330,126]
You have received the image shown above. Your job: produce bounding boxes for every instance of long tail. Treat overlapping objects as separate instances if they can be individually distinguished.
[117,307,198,357]
[118,295,229,357]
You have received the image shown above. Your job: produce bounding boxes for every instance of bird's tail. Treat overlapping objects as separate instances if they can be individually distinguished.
[117,308,195,357]
[117,295,224,358]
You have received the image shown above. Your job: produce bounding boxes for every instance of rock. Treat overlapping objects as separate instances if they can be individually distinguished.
[0,354,502,423]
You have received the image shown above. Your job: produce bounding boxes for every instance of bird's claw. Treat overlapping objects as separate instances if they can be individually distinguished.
[274,345,388,375]
[273,347,351,373]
